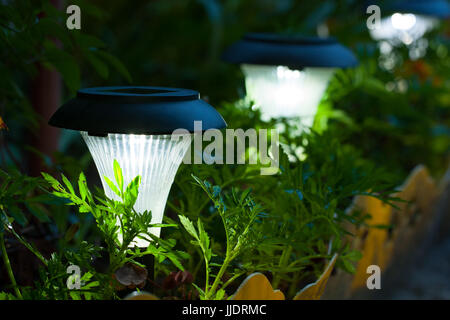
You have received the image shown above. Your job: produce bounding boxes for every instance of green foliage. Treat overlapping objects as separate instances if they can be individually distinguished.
[322,53,449,179]
[0,0,131,94]
[166,100,401,297]
[42,160,185,273]
[0,0,131,170]
[0,160,190,300]
[0,168,56,228]
[179,175,263,299]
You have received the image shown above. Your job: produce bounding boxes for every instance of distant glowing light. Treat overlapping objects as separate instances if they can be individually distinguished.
[242,64,335,129]
[222,33,356,129]
[370,13,439,46]
[391,13,417,30]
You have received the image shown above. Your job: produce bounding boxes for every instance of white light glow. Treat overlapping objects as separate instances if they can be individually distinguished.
[242,64,335,129]
[370,13,438,46]
[391,13,416,30]
[81,132,191,247]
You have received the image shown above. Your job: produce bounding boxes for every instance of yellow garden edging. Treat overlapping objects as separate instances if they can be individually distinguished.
[323,164,449,299]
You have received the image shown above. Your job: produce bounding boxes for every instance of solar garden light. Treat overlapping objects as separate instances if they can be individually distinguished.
[222,33,358,130]
[369,0,450,47]
[49,86,226,248]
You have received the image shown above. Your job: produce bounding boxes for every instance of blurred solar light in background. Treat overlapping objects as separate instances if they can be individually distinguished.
[370,13,438,46]
[222,33,357,132]
[242,64,335,128]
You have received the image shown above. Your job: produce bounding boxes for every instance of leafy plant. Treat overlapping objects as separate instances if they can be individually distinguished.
[179,175,264,299]
[0,160,187,299]
[41,160,186,274]
[166,110,400,298]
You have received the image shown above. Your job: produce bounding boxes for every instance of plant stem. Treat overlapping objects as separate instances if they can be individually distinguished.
[220,271,245,292]
[6,224,47,266]
[0,233,22,299]
[272,245,292,288]
[206,255,232,299]
[204,255,210,297]
[202,202,233,300]
[287,271,301,298]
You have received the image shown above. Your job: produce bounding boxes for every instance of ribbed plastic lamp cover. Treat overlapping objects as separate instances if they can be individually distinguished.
[81,132,191,247]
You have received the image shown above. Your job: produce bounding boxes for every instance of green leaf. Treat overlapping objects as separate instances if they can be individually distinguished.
[61,174,75,195]
[8,206,27,226]
[165,252,185,271]
[41,172,61,188]
[178,215,198,240]
[214,289,225,300]
[113,160,124,196]
[85,50,109,79]
[197,219,211,260]
[192,283,205,297]
[78,172,88,201]
[71,1,105,19]
[0,291,18,300]
[150,223,177,228]
[25,203,51,223]
[43,42,80,94]
[75,33,106,49]
[345,250,363,262]
[124,175,141,208]
[104,176,121,198]
[69,291,81,300]
[95,50,132,83]
[341,258,356,274]
[33,18,72,48]
[82,281,99,289]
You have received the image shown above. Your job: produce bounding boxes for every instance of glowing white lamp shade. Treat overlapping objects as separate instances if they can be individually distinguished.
[370,13,439,46]
[242,64,335,127]
[222,33,357,129]
[81,132,191,247]
[48,86,226,247]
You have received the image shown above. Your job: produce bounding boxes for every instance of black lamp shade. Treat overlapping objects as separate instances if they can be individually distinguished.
[222,33,358,69]
[49,86,227,135]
